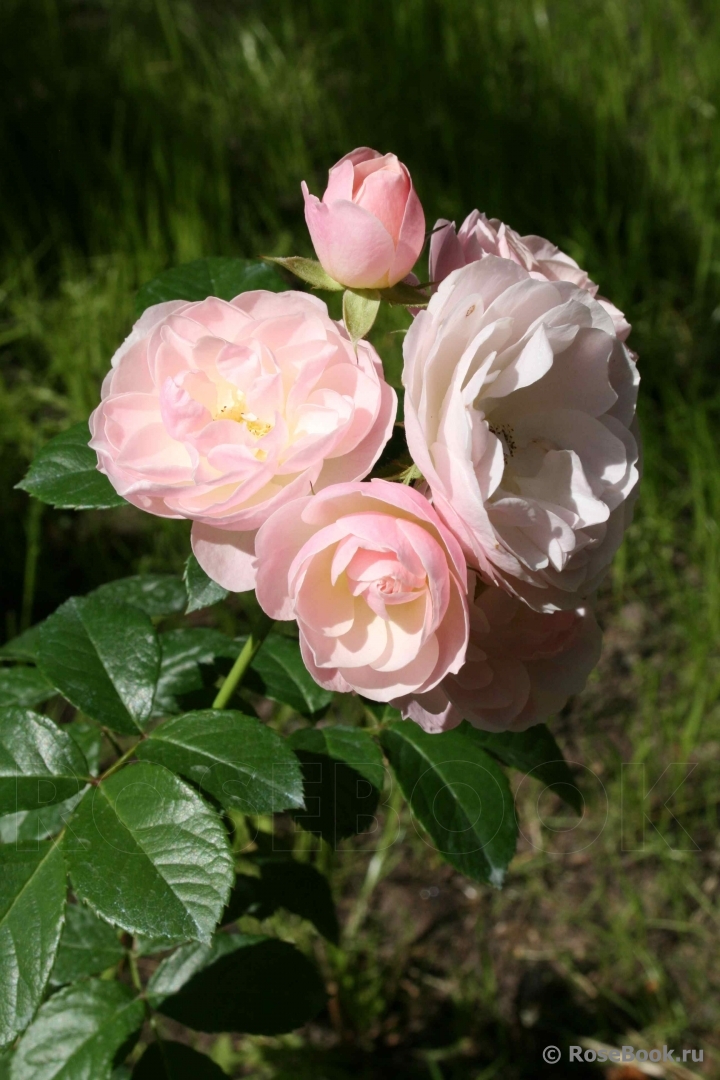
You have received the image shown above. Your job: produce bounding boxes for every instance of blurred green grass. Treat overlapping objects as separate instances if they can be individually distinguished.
[1,0,719,1074]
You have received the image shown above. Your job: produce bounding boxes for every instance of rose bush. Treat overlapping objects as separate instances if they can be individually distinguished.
[6,137,645,1076]
[302,147,425,289]
[399,574,602,733]
[254,480,469,701]
[89,289,396,590]
[403,256,640,610]
[429,211,630,341]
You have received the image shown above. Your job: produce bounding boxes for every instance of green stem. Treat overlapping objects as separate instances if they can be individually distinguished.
[212,621,273,709]
[21,499,43,630]
[128,948,143,995]
[129,939,166,1063]
[344,783,404,941]
[100,741,140,781]
[101,727,124,758]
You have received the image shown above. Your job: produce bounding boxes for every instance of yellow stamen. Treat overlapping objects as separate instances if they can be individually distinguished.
[242,414,273,438]
[215,390,272,440]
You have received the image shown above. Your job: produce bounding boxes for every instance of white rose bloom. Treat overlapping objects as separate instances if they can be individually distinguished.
[429,211,632,342]
[403,257,640,611]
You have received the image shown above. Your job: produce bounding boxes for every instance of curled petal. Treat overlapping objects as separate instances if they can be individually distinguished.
[302,188,396,289]
[191,522,258,592]
[254,480,470,703]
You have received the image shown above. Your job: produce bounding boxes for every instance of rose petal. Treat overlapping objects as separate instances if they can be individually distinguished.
[191,521,258,592]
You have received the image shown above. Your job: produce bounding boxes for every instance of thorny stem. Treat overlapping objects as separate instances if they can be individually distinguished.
[212,619,274,709]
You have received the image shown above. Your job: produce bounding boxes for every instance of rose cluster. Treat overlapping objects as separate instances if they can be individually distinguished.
[92,147,639,733]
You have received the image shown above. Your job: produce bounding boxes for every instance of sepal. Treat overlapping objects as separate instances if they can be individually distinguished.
[262,256,344,291]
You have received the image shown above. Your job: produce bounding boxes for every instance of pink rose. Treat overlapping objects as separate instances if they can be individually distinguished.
[302,147,425,289]
[403,257,640,611]
[89,290,396,590]
[254,481,469,702]
[429,211,631,341]
[399,575,602,733]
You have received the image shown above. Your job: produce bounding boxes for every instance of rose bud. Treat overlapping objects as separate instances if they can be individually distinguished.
[429,211,631,341]
[397,574,602,733]
[255,481,469,702]
[302,147,425,289]
[90,291,396,590]
[403,257,640,611]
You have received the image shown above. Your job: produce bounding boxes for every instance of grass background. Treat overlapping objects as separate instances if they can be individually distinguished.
[1,0,719,1075]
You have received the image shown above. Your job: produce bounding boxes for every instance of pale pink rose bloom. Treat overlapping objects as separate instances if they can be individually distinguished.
[302,147,425,289]
[398,574,602,733]
[430,211,631,341]
[403,257,640,611]
[254,481,469,702]
[89,291,396,590]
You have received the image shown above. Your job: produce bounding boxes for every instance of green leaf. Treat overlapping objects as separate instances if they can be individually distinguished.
[10,980,144,1080]
[0,707,89,815]
[380,722,517,886]
[0,793,84,847]
[288,726,385,791]
[68,720,104,776]
[50,904,126,987]
[0,625,42,663]
[150,933,326,1035]
[90,575,187,619]
[342,288,381,344]
[0,720,100,841]
[378,281,430,306]
[146,933,256,1003]
[136,709,303,815]
[38,597,160,734]
[64,761,233,943]
[133,932,188,956]
[225,857,339,944]
[249,633,333,717]
[361,699,402,724]
[183,555,228,614]
[15,423,125,510]
[153,629,240,716]
[132,1042,227,1079]
[460,722,582,814]
[135,257,286,315]
[263,256,343,291]
[0,841,67,1048]
[0,667,55,709]
[288,726,385,846]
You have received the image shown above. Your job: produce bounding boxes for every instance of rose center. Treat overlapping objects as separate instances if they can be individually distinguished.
[376,575,403,596]
[488,421,517,464]
[213,388,273,438]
